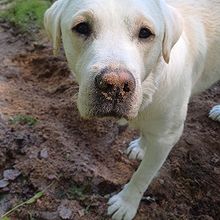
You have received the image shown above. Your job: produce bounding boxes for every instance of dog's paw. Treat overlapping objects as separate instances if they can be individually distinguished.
[107,192,138,220]
[209,105,220,122]
[126,138,145,160]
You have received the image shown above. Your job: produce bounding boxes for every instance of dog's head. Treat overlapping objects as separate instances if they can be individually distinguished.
[44,0,182,119]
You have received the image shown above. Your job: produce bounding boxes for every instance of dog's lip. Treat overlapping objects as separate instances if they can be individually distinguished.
[90,108,134,120]
[89,99,131,119]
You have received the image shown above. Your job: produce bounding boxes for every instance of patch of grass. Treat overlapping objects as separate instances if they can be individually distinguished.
[0,0,51,32]
[9,114,38,126]
[66,184,87,200]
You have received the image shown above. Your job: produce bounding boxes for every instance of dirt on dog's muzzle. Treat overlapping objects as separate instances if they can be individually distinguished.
[95,67,135,101]
[89,67,136,118]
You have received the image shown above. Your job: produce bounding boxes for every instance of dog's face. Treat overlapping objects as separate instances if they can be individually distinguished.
[44,0,182,119]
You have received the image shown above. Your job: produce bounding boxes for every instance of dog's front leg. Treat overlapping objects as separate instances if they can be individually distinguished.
[108,125,184,220]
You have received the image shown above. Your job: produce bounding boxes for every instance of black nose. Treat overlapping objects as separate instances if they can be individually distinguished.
[95,68,135,99]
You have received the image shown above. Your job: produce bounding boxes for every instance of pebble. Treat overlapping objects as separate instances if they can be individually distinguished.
[58,204,72,219]
[3,169,21,181]
[0,179,9,188]
[40,148,48,159]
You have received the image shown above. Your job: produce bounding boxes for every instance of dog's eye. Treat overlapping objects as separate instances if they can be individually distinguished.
[138,27,153,39]
[72,22,92,37]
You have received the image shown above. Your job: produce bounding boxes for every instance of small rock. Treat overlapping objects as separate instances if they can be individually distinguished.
[40,148,48,159]
[3,169,21,181]
[0,179,9,188]
[48,174,57,180]
[142,196,156,203]
[58,204,72,219]
[159,179,165,185]
[78,209,85,217]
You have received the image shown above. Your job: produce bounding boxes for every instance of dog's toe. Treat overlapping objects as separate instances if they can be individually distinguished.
[108,193,137,220]
[126,138,145,160]
[209,105,220,122]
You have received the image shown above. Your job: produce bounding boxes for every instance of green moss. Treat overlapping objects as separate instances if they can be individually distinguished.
[9,114,38,126]
[0,0,51,32]
[66,184,87,200]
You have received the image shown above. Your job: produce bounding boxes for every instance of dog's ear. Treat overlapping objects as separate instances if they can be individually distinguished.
[44,0,69,55]
[161,5,183,63]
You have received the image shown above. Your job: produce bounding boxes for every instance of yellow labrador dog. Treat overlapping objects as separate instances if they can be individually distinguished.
[44,0,220,219]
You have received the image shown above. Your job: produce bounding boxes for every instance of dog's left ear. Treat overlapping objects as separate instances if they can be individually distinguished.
[161,4,183,63]
[44,0,70,55]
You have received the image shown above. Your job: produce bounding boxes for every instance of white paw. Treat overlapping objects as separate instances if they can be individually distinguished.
[126,138,145,160]
[209,105,220,122]
[107,192,138,220]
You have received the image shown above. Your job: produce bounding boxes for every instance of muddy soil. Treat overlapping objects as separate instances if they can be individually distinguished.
[0,24,219,220]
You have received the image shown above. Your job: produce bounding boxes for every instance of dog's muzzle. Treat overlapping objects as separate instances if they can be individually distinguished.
[91,67,136,118]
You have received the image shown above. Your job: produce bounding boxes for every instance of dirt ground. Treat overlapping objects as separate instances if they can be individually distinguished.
[0,23,219,220]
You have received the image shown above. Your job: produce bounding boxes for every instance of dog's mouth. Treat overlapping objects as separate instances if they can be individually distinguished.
[90,90,134,119]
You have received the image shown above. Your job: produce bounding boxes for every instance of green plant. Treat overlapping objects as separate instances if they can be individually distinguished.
[0,0,51,31]
[0,182,55,220]
[0,191,43,220]
[9,114,38,126]
[66,184,87,200]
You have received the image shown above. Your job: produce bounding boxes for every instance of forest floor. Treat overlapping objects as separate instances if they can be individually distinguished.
[0,23,219,220]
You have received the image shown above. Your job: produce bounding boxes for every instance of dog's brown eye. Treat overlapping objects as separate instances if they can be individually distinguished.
[139,27,153,39]
[73,22,91,37]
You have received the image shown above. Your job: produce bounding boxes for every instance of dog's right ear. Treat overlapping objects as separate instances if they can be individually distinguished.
[44,0,69,55]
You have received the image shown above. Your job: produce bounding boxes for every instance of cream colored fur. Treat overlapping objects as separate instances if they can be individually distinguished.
[44,0,220,219]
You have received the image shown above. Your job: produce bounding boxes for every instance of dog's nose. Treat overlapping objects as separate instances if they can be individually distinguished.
[95,68,135,98]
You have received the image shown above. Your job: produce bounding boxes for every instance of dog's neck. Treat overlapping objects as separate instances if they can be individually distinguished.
[139,33,190,112]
